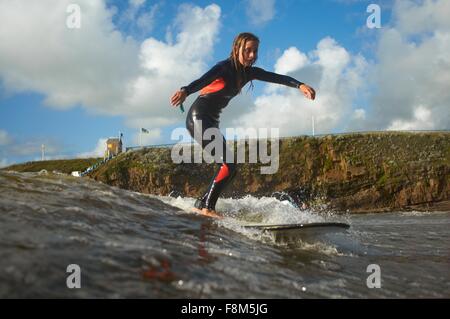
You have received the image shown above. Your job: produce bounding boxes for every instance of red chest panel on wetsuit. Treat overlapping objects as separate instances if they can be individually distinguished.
[200,78,226,95]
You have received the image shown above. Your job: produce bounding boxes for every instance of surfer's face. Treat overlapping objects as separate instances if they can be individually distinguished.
[238,40,258,67]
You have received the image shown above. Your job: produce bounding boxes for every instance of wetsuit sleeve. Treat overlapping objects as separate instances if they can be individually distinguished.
[181,63,225,96]
[249,67,303,88]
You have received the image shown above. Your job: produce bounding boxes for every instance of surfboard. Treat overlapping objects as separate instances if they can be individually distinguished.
[243,222,350,231]
[242,222,350,242]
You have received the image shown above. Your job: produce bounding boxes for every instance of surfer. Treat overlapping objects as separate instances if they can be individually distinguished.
[170,32,315,218]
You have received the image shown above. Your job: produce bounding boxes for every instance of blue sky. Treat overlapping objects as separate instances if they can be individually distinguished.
[0,0,448,166]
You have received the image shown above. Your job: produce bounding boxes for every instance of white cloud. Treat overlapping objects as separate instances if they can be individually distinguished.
[274,47,308,74]
[0,0,139,113]
[0,129,11,145]
[232,37,368,136]
[246,0,276,26]
[0,1,221,130]
[394,0,450,35]
[387,105,435,131]
[123,3,221,128]
[355,0,450,131]
[77,138,108,158]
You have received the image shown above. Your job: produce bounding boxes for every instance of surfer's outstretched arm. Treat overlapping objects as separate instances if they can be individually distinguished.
[249,67,316,100]
[170,63,225,108]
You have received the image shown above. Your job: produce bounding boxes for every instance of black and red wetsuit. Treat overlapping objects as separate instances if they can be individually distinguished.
[182,58,303,211]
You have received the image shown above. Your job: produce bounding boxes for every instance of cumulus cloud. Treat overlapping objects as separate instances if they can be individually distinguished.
[246,0,276,26]
[0,1,221,131]
[352,0,450,131]
[274,47,308,75]
[0,0,140,114]
[77,138,108,158]
[124,3,222,129]
[232,37,368,136]
[387,105,435,131]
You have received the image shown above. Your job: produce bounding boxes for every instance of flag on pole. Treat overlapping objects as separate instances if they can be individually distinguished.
[141,128,149,133]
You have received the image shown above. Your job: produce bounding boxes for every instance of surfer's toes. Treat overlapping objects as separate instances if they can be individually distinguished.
[202,209,223,219]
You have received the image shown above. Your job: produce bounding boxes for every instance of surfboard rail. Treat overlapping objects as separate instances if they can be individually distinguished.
[242,222,350,231]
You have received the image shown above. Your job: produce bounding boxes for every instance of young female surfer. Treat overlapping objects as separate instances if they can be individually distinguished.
[170,32,315,218]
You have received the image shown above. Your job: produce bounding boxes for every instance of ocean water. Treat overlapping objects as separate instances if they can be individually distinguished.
[0,170,449,298]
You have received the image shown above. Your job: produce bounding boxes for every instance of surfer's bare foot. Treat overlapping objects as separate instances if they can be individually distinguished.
[201,208,223,219]
[191,207,223,219]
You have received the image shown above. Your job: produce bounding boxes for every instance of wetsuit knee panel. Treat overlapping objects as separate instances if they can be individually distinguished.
[214,163,237,183]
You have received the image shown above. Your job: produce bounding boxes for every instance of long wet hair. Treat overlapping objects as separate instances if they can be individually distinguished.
[229,32,260,92]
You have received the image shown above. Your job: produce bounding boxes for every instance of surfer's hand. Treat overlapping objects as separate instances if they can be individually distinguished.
[170,89,187,107]
[299,84,316,100]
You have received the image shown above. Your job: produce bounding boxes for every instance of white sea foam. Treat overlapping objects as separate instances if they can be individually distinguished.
[154,194,341,250]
